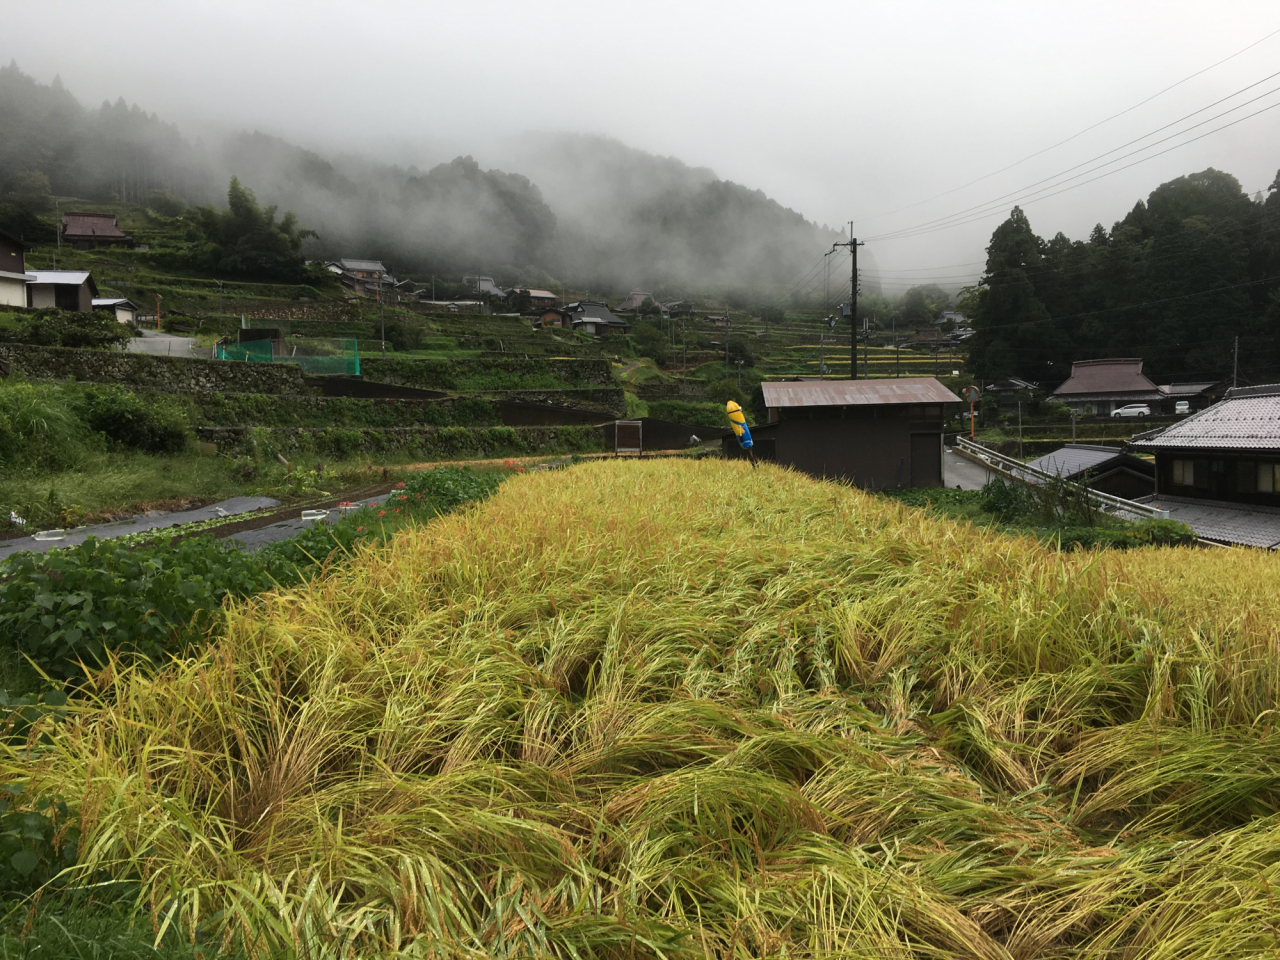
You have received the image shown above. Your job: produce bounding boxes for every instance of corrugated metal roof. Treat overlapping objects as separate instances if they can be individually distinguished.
[1025,445,1127,477]
[92,298,135,308]
[27,271,92,285]
[761,377,962,408]
[1131,392,1280,450]
[1053,359,1161,397]
[1159,381,1218,396]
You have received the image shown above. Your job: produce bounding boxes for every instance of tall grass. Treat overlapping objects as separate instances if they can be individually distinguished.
[7,459,1280,957]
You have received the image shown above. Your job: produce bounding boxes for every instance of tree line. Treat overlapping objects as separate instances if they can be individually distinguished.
[964,167,1280,386]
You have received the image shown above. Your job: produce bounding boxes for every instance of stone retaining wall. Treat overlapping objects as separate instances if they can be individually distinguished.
[195,424,604,460]
[360,356,616,389]
[0,343,308,394]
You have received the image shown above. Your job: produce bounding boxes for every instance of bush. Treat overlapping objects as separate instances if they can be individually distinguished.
[0,380,86,469]
[0,309,129,350]
[81,385,189,454]
[0,468,508,679]
[632,322,667,365]
[704,378,747,406]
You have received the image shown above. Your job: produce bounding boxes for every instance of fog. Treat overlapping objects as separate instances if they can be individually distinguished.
[3,0,1279,298]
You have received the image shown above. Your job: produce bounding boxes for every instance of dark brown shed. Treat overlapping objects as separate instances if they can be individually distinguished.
[724,377,961,488]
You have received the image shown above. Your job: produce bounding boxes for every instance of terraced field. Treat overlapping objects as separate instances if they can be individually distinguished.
[9,459,1280,958]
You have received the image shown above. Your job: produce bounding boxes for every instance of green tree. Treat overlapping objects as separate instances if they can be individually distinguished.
[638,296,661,317]
[632,321,668,364]
[193,177,317,282]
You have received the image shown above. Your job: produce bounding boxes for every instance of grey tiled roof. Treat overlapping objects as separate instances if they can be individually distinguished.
[1137,494,1280,548]
[1024,444,1127,478]
[1131,390,1280,450]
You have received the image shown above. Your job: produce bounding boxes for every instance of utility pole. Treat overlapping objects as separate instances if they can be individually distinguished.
[378,284,385,358]
[724,310,731,377]
[863,316,869,379]
[1233,335,1239,388]
[736,359,744,390]
[893,316,899,377]
[682,314,687,394]
[829,226,864,378]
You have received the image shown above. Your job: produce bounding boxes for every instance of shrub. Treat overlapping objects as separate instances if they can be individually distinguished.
[0,468,507,679]
[80,385,189,454]
[0,309,130,350]
[0,380,86,469]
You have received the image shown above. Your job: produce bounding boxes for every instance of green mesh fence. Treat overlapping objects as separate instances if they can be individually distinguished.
[217,337,360,375]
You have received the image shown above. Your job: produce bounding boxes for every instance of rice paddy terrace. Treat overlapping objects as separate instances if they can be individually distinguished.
[8,459,1280,958]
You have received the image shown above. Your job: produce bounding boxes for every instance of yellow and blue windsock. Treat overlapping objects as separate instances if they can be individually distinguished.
[726,400,753,449]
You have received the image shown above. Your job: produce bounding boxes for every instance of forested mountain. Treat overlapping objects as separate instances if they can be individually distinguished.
[964,168,1280,386]
[0,64,837,294]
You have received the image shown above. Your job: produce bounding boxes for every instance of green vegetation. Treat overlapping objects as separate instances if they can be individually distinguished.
[966,168,1280,384]
[882,477,1195,549]
[0,467,507,683]
[3,460,1278,956]
[0,310,129,350]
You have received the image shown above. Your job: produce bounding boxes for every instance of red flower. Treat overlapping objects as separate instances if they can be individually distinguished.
[393,508,401,513]
[356,526,366,533]
[378,510,386,517]
[396,481,406,489]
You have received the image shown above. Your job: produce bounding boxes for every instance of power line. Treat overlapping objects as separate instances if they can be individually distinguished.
[848,25,1280,229]
[869,89,1280,241]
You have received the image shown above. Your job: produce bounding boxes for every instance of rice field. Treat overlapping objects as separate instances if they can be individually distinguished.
[7,459,1280,959]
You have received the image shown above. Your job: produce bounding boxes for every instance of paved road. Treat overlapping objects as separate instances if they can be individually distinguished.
[229,493,393,552]
[125,329,204,358]
[0,496,281,562]
[944,448,996,491]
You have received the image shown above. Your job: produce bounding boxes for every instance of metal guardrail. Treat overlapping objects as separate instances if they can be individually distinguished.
[954,436,1170,520]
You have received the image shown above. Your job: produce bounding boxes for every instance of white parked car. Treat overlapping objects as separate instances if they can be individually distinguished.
[1111,403,1151,418]
[1175,400,1191,415]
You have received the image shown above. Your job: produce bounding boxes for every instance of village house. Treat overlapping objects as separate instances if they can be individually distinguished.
[464,275,507,298]
[512,288,557,308]
[662,300,694,318]
[326,259,396,298]
[1129,384,1280,547]
[61,212,134,249]
[92,297,139,324]
[615,291,654,313]
[724,378,961,488]
[1052,358,1164,416]
[565,300,629,336]
[26,270,98,312]
[0,229,34,308]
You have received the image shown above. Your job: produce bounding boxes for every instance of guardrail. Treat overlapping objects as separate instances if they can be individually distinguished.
[954,436,1170,520]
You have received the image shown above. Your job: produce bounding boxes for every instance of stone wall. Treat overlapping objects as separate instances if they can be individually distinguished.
[360,356,616,390]
[488,388,626,417]
[0,343,308,394]
[636,382,708,400]
[194,424,604,459]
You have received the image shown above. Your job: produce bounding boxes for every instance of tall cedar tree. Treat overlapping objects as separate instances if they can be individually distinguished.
[194,178,316,282]
[965,169,1280,386]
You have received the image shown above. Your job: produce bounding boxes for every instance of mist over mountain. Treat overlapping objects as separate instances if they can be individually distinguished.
[0,64,840,296]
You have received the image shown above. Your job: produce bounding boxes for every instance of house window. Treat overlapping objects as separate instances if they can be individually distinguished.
[1238,461,1256,493]
[1258,463,1280,494]
[1171,459,1194,486]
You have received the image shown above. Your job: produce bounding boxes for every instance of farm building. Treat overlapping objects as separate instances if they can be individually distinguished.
[26,270,98,312]
[723,377,961,489]
[0,229,34,308]
[1023,443,1154,500]
[1052,358,1163,415]
[92,297,139,324]
[60,212,133,249]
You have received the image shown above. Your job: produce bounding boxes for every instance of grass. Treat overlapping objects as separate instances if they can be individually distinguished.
[3,459,1279,957]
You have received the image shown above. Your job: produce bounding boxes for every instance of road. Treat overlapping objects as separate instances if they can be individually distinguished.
[944,447,996,491]
[125,328,204,358]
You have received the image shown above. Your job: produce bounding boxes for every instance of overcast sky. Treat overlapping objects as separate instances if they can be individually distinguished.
[4,0,1279,289]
